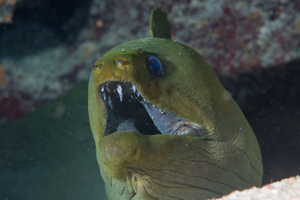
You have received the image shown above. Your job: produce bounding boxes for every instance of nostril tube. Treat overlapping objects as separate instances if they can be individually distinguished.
[115,59,123,68]
[92,63,102,70]
[113,58,130,69]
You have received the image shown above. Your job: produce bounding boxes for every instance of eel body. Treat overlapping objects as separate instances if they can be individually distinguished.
[88,7,263,200]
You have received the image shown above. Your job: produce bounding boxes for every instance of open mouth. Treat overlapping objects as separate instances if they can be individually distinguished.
[99,81,206,137]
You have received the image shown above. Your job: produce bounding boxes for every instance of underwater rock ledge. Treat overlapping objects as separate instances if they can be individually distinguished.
[214,176,300,200]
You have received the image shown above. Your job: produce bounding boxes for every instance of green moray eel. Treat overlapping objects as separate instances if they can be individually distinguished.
[88,7,263,200]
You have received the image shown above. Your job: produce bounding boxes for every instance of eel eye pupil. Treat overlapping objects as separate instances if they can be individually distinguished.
[147,56,163,76]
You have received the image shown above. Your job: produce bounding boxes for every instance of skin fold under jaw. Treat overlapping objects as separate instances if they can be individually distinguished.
[88,7,263,200]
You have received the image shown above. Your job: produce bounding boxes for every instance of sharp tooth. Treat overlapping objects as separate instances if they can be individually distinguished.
[108,95,113,109]
[116,84,123,102]
[132,85,136,93]
[131,95,136,102]
[106,86,111,93]
[102,92,106,100]
[136,90,140,97]
[101,86,104,92]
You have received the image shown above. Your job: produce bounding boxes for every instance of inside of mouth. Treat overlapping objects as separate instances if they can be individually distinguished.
[100,82,161,136]
[100,81,206,137]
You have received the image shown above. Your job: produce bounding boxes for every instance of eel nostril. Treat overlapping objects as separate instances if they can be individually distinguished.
[92,63,102,70]
[114,59,122,68]
[114,59,131,69]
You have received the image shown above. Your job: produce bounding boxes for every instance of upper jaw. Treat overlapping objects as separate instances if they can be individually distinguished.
[99,81,206,137]
[99,81,143,108]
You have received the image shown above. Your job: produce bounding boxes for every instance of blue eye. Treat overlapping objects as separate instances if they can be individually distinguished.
[147,56,163,76]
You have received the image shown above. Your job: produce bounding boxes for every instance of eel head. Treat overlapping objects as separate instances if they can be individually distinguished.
[88,37,262,200]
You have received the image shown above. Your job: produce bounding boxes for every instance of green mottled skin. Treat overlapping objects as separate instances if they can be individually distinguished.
[88,7,262,200]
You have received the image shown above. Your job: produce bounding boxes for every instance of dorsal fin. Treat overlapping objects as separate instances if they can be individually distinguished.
[149,7,171,39]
